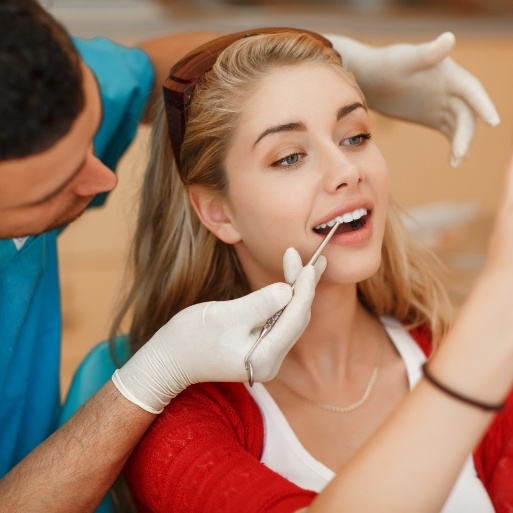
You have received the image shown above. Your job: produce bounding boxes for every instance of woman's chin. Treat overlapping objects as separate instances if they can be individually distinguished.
[319,258,382,286]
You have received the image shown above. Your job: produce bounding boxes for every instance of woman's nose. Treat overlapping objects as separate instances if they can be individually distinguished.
[321,147,364,192]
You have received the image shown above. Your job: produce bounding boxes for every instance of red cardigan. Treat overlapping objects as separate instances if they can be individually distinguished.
[125,327,513,513]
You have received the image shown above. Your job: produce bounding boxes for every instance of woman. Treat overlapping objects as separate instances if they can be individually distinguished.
[117,29,513,512]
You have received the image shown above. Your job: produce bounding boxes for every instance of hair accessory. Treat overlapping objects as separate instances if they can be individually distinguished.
[422,362,505,412]
[162,27,332,173]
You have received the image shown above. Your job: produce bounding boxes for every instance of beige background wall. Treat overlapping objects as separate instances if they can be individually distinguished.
[55,1,513,396]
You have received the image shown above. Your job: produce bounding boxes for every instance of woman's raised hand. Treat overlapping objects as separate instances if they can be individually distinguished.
[327,32,500,167]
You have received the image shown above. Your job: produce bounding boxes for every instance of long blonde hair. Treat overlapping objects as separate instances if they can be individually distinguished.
[111,31,452,353]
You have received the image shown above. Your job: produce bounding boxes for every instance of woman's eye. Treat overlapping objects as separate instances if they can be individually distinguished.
[272,152,304,168]
[341,133,371,147]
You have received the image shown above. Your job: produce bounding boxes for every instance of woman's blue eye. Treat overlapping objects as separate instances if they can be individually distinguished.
[272,152,303,167]
[284,154,300,165]
[341,133,371,147]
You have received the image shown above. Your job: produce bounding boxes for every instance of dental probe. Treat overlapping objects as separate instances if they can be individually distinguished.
[244,221,341,386]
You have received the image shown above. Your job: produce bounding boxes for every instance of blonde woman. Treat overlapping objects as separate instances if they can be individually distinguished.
[117,29,513,513]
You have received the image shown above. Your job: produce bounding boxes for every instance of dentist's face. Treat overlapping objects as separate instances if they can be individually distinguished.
[221,63,389,290]
[0,63,117,238]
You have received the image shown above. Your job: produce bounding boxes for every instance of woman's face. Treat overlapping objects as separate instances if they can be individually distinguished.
[218,63,389,290]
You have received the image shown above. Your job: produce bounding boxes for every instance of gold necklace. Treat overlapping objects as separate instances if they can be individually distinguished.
[276,341,385,414]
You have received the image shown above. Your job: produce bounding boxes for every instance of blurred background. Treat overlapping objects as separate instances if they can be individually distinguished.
[45,0,513,396]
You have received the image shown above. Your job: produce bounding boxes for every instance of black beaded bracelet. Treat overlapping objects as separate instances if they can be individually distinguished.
[421,362,506,412]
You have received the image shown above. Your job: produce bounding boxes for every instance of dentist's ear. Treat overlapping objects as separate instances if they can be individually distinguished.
[188,186,241,244]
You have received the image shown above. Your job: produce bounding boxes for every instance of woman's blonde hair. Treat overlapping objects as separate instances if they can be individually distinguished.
[111,31,452,353]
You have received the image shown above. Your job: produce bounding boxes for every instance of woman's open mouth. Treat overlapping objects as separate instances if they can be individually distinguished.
[313,208,369,236]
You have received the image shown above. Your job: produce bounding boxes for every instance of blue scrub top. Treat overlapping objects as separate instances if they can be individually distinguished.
[0,37,154,476]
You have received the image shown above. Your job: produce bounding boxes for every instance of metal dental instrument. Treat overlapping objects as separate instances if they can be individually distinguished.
[244,221,341,386]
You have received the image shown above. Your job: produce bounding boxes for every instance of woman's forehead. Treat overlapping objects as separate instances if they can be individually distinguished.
[238,63,362,128]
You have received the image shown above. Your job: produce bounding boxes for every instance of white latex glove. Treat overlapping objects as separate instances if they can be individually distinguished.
[326,32,500,167]
[112,248,326,413]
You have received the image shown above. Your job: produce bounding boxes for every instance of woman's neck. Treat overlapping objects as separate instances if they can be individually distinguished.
[282,282,382,383]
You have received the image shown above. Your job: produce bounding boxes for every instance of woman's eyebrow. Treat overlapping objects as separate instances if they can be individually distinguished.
[337,102,367,121]
[253,121,306,148]
[252,102,367,149]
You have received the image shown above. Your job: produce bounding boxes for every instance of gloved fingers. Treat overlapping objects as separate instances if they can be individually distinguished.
[432,102,457,147]
[278,253,326,339]
[287,261,317,309]
[385,32,454,76]
[448,96,476,167]
[263,262,320,345]
[445,60,500,127]
[224,282,293,328]
[283,247,304,285]
[312,255,327,285]
[251,265,317,381]
[411,32,455,71]
[283,247,327,286]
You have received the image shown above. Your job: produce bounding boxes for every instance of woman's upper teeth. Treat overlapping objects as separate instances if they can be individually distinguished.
[315,208,367,230]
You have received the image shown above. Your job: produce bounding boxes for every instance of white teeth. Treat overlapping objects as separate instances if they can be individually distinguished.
[315,208,367,230]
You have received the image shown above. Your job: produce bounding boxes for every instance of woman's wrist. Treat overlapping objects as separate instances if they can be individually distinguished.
[422,362,506,412]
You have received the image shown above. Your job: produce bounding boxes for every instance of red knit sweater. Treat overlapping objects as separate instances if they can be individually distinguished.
[125,327,513,513]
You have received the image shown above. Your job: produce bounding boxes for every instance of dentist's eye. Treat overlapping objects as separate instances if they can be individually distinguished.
[271,152,305,168]
[341,133,371,147]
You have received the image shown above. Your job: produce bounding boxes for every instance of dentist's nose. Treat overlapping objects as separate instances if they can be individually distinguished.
[322,151,364,192]
[72,152,118,198]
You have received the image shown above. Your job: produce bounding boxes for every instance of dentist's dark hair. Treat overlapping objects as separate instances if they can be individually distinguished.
[0,0,84,160]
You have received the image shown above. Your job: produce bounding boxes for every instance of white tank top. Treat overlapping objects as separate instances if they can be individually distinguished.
[245,317,495,512]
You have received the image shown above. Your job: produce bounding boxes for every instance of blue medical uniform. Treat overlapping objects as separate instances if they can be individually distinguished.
[0,37,154,476]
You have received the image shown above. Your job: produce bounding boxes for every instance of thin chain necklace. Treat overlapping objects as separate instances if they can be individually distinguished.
[276,340,385,414]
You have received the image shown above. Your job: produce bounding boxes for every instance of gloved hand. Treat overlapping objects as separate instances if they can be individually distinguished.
[112,248,327,413]
[326,32,500,167]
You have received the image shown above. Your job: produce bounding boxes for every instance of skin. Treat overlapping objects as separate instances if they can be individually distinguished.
[0,381,154,513]
[191,63,513,512]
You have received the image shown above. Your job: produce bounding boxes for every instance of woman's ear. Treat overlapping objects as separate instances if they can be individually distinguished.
[188,186,241,244]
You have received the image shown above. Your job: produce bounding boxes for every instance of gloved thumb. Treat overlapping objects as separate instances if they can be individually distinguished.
[284,246,328,285]
[283,247,303,284]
